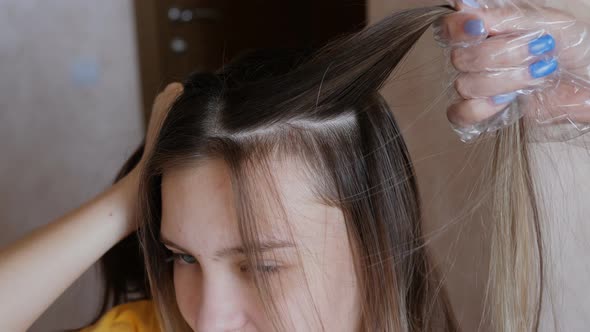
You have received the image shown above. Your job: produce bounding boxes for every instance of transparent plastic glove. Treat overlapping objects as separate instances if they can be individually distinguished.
[434,0,590,142]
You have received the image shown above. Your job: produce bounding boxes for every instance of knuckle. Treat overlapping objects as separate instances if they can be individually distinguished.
[448,102,484,127]
[433,16,450,41]
[454,75,471,99]
[450,48,467,72]
[447,104,470,127]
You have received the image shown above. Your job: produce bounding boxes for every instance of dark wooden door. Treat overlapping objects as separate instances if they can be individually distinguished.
[134,0,366,124]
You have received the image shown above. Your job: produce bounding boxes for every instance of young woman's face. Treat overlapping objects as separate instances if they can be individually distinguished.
[160,158,360,331]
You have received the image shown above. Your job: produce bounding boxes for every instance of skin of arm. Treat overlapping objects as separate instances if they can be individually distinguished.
[0,82,183,331]
[0,167,140,332]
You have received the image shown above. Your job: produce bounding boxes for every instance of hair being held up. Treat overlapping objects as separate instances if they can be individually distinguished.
[94,4,543,332]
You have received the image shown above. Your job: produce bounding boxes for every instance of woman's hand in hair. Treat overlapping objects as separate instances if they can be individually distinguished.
[435,1,590,136]
[0,86,186,331]
[140,82,184,166]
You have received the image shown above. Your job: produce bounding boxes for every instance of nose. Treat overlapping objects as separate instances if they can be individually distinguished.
[195,272,251,331]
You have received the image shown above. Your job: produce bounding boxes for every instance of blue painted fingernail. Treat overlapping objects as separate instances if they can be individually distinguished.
[464,19,486,36]
[530,58,559,78]
[529,35,556,55]
[492,92,518,105]
[463,0,481,8]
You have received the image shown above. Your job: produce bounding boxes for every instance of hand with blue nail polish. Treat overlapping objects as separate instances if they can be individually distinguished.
[437,2,590,134]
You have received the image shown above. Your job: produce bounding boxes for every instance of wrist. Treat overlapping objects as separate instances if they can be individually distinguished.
[112,166,142,236]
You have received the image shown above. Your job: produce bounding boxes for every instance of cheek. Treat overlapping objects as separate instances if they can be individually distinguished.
[173,265,201,328]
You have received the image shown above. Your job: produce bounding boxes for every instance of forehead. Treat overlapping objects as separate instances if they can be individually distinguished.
[160,158,346,252]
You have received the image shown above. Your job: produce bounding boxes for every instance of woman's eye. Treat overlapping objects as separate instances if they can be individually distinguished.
[257,264,280,274]
[172,253,197,265]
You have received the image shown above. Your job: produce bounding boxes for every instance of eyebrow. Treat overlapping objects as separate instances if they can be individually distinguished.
[159,234,295,259]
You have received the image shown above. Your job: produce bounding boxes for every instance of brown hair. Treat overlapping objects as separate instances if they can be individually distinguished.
[87,5,545,332]
[137,6,456,332]
[489,122,543,331]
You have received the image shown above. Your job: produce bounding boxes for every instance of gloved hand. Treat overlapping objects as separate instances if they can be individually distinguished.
[434,0,590,141]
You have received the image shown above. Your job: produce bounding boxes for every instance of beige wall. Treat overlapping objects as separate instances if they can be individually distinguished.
[0,1,143,331]
[369,1,590,331]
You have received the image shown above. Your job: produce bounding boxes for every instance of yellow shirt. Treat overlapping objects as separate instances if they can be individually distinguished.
[80,300,160,332]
